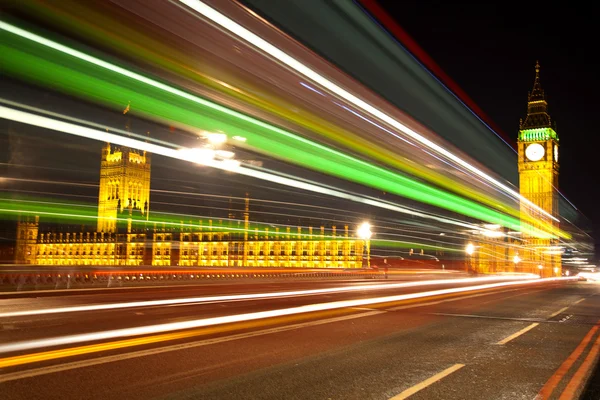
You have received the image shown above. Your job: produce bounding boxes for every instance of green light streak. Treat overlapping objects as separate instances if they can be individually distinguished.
[0,197,348,240]
[7,0,525,219]
[1,197,464,253]
[0,23,557,238]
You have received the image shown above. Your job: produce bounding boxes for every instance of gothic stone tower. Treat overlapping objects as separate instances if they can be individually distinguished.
[517,62,561,277]
[15,215,39,264]
[97,143,151,233]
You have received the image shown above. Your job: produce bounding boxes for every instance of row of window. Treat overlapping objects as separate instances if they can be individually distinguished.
[179,250,356,256]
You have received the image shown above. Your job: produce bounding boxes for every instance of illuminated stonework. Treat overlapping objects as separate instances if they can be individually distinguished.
[15,215,39,265]
[517,61,561,277]
[32,224,363,268]
[467,62,562,277]
[97,143,151,233]
[20,142,364,268]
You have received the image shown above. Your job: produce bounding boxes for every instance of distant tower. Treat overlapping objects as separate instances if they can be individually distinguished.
[517,61,560,276]
[97,144,151,232]
[97,104,151,232]
[15,215,39,264]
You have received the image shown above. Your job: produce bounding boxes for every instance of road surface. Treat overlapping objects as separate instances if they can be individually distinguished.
[0,276,598,399]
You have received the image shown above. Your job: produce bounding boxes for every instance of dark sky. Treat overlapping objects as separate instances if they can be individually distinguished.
[376,1,600,254]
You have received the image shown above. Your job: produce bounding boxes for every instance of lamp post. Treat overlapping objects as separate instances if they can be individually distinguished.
[465,243,475,273]
[513,254,521,273]
[357,222,372,269]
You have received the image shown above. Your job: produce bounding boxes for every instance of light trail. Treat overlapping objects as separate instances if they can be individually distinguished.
[0,277,572,355]
[0,105,502,233]
[0,276,537,319]
[14,0,526,222]
[0,23,564,238]
[0,98,177,148]
[177,0,557,223]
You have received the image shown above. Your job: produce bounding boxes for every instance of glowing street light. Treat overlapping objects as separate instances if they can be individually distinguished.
[465,243,475,273]
[357,222,372,269]
[465,243,475,255]
[204,132,227,145]
[537,264,544,278]
[357,222,372,240]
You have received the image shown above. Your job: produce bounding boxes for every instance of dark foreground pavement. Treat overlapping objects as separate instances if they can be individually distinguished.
[0,278,599,399]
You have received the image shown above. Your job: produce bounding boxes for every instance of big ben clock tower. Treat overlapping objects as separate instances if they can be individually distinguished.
[517,62,561,277]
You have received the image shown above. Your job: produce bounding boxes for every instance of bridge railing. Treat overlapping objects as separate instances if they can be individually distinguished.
[0,265,461,292]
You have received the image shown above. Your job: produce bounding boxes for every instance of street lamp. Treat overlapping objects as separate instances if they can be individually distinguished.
[465,243,475,255]
[513,254,521,273]
[357,222,372,269]
[465,243,475,273]
[204,132,227,145]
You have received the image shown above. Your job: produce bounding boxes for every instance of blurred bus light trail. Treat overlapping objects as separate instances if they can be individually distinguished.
[0,275,537,318]
[0,277,573,355]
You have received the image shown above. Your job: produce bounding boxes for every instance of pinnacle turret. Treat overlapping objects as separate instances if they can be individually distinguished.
[521,61,552,130]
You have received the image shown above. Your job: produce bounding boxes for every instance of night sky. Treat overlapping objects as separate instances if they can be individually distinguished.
[377,1,600,255]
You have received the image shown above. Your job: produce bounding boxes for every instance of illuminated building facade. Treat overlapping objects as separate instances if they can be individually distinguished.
[97,143,151,233]
[14,215,39,265]
[15,143,364,268]
[469,62,561,276]
[517,62,561,277]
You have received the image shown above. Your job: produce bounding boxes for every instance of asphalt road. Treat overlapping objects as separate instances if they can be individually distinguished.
[0,277,598,400]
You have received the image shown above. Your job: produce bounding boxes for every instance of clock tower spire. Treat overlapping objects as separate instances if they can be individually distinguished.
[520,61,552,130]
[517,61,560,277]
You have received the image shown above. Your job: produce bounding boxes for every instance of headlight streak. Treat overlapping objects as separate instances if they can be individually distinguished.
[0,105,505,233]
[0,98,178,149]
[0,277,571,355]
[0,22,563,238]
[177,0,557,223]
[0,275,534,319]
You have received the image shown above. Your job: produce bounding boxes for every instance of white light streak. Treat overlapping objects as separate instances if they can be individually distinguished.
[0,276,536,319]
[0,106,490,232]
[0,277,572,354]
[178,148,215,164]
[216,150,235,159]
[177,0,557,222]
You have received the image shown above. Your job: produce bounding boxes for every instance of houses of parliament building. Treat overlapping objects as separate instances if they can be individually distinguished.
[13,142,366,268]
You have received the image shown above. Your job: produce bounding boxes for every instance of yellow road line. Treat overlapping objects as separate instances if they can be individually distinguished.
[389,363,465,399]
[0,309,380,370]
[558,331,600,399]
[0,283,544,371]
[497,323,539,345]
[549,306,569,318]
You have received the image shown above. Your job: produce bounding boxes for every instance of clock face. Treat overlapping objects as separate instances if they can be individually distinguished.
[525,143,545,161]
[554,145,558,162]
